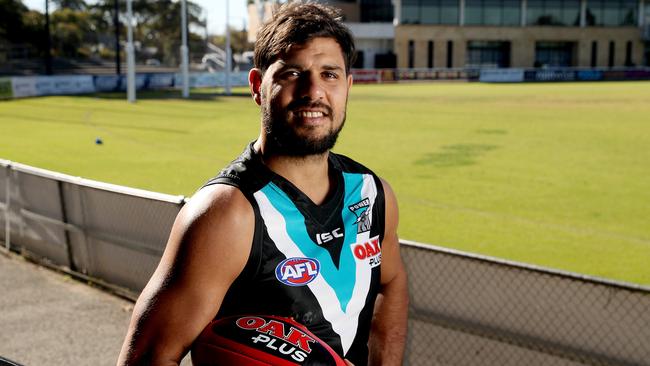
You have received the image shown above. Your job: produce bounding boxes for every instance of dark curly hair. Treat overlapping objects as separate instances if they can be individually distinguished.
[254,1,356,74]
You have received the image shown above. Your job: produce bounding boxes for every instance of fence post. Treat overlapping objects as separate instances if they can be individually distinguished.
[3,164,10,251]
[57,180,75,271]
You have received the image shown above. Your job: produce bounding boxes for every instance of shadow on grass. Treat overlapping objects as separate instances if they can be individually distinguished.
[416,144,499,167]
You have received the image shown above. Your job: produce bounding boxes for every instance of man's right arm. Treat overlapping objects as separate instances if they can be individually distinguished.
[116,184,255,366]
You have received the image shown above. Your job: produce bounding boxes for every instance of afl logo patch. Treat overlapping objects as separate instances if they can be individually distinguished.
[275,257,320,287]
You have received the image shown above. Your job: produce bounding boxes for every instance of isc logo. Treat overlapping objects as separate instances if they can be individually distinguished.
[275,257,320,286]
[316,227,343,245]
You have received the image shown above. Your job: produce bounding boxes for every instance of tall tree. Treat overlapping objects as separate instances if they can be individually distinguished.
[50,7,93,57]
[0,0,29,43]
[51,0,87,11]
[89,0,205,65]
[130,0,204,65]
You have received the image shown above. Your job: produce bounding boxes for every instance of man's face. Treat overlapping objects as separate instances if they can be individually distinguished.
[256,37,353,156]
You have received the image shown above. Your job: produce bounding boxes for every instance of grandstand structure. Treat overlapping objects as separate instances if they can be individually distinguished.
[248,0,650,69]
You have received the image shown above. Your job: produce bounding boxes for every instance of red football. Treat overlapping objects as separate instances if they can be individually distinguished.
[191,315,347,366]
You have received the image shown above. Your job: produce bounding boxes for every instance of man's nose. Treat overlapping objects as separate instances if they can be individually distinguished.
[297,73,324,101]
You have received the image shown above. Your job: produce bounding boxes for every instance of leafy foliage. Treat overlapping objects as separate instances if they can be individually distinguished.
[3,0,218,65]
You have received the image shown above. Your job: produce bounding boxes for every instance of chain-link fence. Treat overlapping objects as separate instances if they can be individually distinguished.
[1,160,649,365]
[403,241,650,366]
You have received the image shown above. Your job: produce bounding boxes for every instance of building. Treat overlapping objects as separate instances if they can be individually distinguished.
[248,0,650,69]
[248,0,397,68]
[395,0,650,68]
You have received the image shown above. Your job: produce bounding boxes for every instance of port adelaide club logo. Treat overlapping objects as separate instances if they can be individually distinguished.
[349,197,371,234]
[275,257,321,286]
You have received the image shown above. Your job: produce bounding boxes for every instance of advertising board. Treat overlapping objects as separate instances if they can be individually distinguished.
[576,70,603,81]
[479,69,525,83]
[11,76,37,98]
[36,75,95,95]
[351,69,381,84]
[94,75,120,92]
[534,69,576,82]
[147,73,175,89]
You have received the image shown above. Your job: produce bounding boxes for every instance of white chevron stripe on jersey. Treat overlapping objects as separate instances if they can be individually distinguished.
[253,175,378,354]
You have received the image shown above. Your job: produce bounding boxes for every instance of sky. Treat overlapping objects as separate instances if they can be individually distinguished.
[22,0,249,35]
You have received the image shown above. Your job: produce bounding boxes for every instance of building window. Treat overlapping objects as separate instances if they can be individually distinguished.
[401,0,460,24]
[591,41,598,67]
[428,41,434,68]
[402,0,421,23]
[625,41,633,66]
[361,0,394,22]
[409,40,415,68]
[447,40,454,67]
[354,51,365,69]
[527,0,580,26]
[465,0,521,26]
[535,41,575,67]
[466,41,512,67]
[586,0,638,26]
[375,52,397,68]
[608,41,615,67]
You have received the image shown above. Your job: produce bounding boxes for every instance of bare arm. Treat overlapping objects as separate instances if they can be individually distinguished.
[116,185,255,366]
[368,179,409,366]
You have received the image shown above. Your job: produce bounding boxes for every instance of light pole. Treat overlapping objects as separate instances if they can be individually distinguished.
[225,0,232,95]
[126,0,136,102]
[44,0,52,75]
[114,0,121,75]
[181,0,190,98]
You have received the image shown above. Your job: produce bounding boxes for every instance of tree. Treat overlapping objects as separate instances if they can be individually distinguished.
[0,1,49,59]
[209,27,254,55]
[51,0,87,11]
[0,0,29,43]
[130,0,204,65]
[50,7,93,57]
[88,0,205,65]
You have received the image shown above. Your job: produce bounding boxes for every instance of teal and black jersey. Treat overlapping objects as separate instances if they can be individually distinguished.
[203,142,385,365]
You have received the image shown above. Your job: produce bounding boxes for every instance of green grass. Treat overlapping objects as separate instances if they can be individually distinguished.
[1,82,650,285]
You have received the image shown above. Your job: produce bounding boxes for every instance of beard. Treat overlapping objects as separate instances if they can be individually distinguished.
[262,99,346,157]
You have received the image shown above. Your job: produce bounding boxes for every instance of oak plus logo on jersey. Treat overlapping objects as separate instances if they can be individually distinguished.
[235,316,316,362]
[349,198,371,234]
[351,236,381,268]
[275,257,321,286]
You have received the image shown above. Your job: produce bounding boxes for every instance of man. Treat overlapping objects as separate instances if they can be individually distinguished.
[117,2,408,365]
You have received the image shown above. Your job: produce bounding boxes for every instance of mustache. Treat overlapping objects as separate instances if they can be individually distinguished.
[287,100,333,117]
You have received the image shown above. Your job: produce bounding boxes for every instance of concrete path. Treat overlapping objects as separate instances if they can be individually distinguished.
[0,251,192,366]
[0,251,134,365]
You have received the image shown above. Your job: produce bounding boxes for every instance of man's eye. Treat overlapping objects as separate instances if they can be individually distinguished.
[323,71,338,79]
[282,71,300,78]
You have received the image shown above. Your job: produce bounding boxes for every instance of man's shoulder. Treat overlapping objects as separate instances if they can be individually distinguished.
[187,184,253,220]
[203,142,271,194]
[329,151,376,176]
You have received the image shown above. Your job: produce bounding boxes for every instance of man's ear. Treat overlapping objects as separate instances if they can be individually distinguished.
[347,72,353,90]
[249,68,263,106]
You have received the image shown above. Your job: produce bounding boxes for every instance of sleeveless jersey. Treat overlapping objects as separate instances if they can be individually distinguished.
[203,142,385,365]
